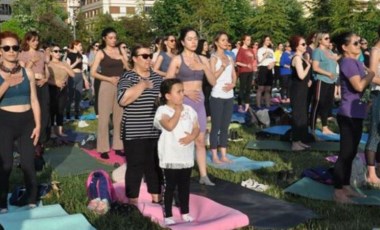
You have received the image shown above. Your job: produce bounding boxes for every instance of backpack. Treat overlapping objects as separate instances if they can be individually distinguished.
[301,167,334,185]
[86,170,115,203]
[350,155,367,188]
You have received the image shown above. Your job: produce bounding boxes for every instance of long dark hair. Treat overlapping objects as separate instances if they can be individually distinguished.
[213,31,229,51]
[177,27,199,54]
[334,32,356,54]
[160,78,183,105]
[100,27,117,49]
[21,31,39,51]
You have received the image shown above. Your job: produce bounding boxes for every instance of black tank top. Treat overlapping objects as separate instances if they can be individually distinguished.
[291,56,310,85]
[99,50,124,77]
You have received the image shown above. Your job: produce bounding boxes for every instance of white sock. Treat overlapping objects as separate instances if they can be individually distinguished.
[182,213,194,222]
[164,217,176,225]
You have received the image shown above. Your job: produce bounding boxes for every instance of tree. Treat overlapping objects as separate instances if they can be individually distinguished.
[1,15,34,37]
[247,0,296,45]
[38,13,72,46]
[120,15,154,46]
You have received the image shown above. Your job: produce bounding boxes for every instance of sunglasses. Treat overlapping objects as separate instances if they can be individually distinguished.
[121,46,127,49]
[324,37,330,40]
[352,41,360,46]
[94,44,99,47]
[136,53,153,59]
[52,49,61,53]
[361,42,368,45]
[168,39,176,43]
[1,45,20,52]
[300,43,306,46]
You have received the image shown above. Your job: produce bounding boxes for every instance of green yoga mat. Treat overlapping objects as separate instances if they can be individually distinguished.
[44,146,113,177]
[0,204,95,230]
[246,140,366,152]
[285,177,380,205]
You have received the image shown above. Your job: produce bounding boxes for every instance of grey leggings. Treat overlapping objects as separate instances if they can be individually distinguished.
[365,92,380,165]
[66,72,83,116]
[209,96,234,149]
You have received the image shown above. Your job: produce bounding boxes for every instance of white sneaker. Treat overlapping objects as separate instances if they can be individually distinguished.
[182,213,194,222]
[241,179,269,192]
[78,120,89,128]
[164,217,176,225]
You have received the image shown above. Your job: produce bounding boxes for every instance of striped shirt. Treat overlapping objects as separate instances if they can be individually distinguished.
[117,70,162,140]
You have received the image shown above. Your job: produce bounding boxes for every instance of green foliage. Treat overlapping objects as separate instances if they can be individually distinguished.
[247,0,300,45]
[120,15,155,46]
[38,13,72,46]
[1,18,28,38]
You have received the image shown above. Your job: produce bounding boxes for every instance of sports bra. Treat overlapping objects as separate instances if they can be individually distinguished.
[0,68,30,106]
[176,54,204,82]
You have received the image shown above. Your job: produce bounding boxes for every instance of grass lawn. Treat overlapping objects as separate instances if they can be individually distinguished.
[8,106,380,230]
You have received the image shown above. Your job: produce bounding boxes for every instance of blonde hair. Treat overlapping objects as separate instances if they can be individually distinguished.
[314,32,329,47]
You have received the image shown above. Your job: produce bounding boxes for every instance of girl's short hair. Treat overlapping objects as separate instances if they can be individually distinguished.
[160,78,183,104]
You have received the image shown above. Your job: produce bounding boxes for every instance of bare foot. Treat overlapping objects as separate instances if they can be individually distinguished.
[366,177,380,184]
[334,194,356,204]
[299,142,311,148]
[244,104,250,112]
[292,142,305,151]
[212,157,222,164]
[220,157,232,163]
[343,186,366,198]
[322,127,336,135]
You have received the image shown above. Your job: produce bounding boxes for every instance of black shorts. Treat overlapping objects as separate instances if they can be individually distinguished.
[257,66,274,86]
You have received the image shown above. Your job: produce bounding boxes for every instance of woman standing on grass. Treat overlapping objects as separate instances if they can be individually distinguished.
[118,44,162,205]
[289,36,311,151]
[333,32,374,203]
[0,31,41,213]
[166,27,216,186]
[310,32,339,136]
[209,31,236,163]
[153,34,176,77]
[91,27,129,159]
[47,44,75,137]
[365,26,380,186]
[236,35,255,112]
[18,31,49,156]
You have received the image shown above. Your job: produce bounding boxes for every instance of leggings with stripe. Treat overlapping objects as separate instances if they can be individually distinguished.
[162,168,192,217]
[310,80,335,130]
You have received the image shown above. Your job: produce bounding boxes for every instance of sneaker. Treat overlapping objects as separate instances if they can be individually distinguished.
[100,152,110,159]
[164,217,176,226]
[87,198,101,211]
[182,213,194,222]
[0,208,8,214]
[115,150,125,157]
[95,199,109,215]
[78,120,89,128]
[199,176,215,186]
[241,179,268,192]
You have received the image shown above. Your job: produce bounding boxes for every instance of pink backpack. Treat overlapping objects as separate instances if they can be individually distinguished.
[86,170,116,202]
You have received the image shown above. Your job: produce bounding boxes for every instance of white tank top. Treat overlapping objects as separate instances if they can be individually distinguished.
[371,47,380,91]
[211,54,234,99]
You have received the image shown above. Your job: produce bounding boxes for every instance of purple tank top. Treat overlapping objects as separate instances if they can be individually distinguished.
[176,54,204,82]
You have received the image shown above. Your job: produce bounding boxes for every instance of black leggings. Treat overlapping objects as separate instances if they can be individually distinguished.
[66,73,83,118]
[310,80,335,129]
[334,115,363,189]
[162,168,192,217]
[36,83,50,143]
[49,85,67,126]
[0,109,37,208]
[123,139,161,198]
[238,72,253,105]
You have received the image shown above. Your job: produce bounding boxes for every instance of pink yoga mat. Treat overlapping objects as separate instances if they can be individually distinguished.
[82,149,125,166]
[325,152,366,164]
[113,182,249,230]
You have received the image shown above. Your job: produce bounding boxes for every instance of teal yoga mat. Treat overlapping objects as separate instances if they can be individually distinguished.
[206,151,274,172]
[44,146,113,177]
[285,177,380,205]
[246,140,345,152]
[0,204,95,230]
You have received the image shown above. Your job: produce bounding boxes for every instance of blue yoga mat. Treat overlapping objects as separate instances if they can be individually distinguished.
[0,204,95,230]
[231,112,246,124]
[206,151,274,172]
[261,125,368,144]
[80,113,97,121]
